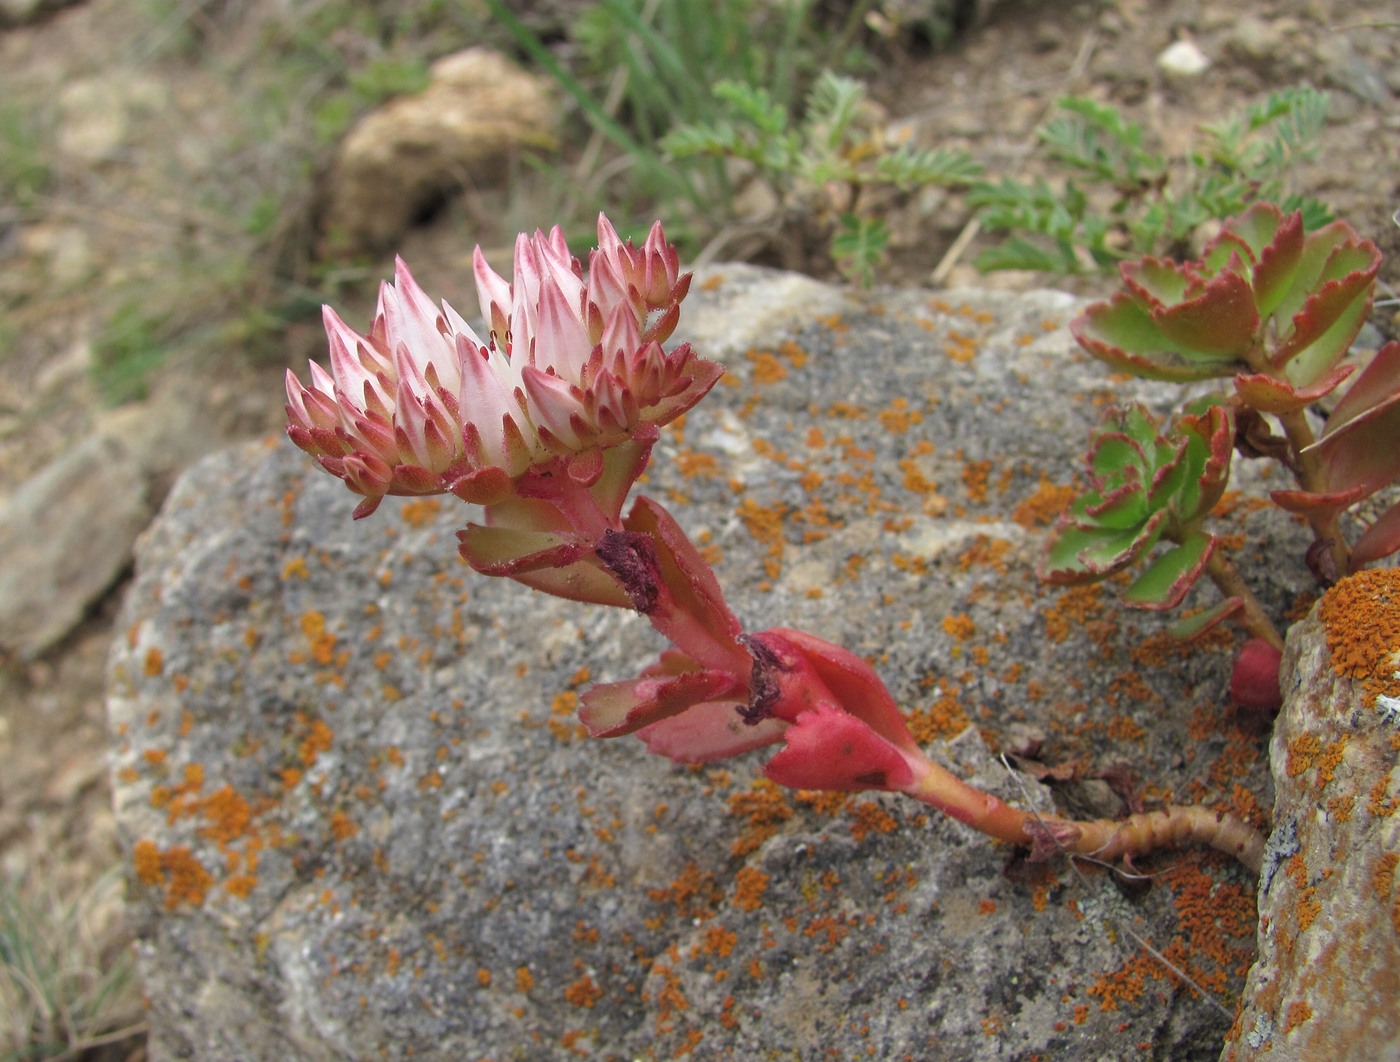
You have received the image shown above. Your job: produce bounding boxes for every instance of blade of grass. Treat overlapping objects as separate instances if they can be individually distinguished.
[486,0,699,208]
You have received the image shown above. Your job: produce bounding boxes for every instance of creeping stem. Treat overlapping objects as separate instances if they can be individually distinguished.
[1204,550,1285,651]
[903,751,1265,873]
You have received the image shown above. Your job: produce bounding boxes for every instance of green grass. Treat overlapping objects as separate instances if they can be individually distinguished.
[0,864,141,1062]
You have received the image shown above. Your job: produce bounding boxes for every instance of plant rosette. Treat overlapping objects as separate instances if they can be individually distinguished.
[1039,401,1232,611]
[1069,203,1380,402]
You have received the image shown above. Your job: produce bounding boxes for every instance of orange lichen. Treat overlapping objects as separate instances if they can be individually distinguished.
[144,647,165,676]
[330,811,358,841]
[649,863,721,921]
[732,867,769,912]
[1285,733,1323,779]
[1043,584,1104,644]
[961,459,992,505]
[698,925,738,959]
[727,779,793,858]
[1282,1000,1313,1033]
[1012,479,1077,529]
[905,692,971,743]
[878,398,923,434]
[1318,568,1400,709]
[300,718,334,767]
[736,497,789,579]
[564,974,603,1008]
[745,349,787,384]
[849,800,898,842]
[399,498,442,527]
[941,613,976,641]
[199,785,252,846]
[675,450,722,479]
[133,841,213,909]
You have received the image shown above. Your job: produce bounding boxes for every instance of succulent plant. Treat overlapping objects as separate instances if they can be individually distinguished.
[1071,203,1381,411]
[1040,402,1232,610]
[1272,340,1400,566]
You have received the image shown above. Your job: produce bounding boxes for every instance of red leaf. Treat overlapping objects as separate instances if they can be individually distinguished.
[763,703,917,792]
[580,659,744,738]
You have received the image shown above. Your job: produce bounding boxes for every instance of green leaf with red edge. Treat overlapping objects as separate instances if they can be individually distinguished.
[1122,531,1215,609]
[1303,342,1400,505]
[1120,256,1195,305]
[1272,240,1380,385]
[1234,363,1354,413]
[1082,481,1149,530]
[1168,596,1244,640]
[1200,229,1255,274]
[1071,294,1240,382]
[1352,499,1400,566]
[1143,436,1193,512]
[1149,270,1261,356]
[456,522,634,607]
[1269,483,1369,519]
[1040,511,1168,582]
[1215,202,1287,256]
[589,433,655,521]
[1270,220,1355,323]
[1089,431,1145,480]
[1172,402,1234,520]
[1245,208,1304,318]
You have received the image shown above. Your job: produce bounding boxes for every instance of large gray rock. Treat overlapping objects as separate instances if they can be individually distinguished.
[1223,569,1400,1059]
[108,267,1298,1059]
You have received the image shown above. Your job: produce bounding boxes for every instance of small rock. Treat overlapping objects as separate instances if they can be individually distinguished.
[0,433,151,658]
[1157,39,1211,79]
[322,48,558,256]
[55,74,169,163]
[1223,15,1290,71]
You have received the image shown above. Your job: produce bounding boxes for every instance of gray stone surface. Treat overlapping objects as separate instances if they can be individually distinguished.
[108,266,1300,1060]
[1222,569,1400,1060]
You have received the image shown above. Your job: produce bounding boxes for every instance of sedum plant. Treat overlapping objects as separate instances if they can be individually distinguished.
[1045,202,1400,707]
[287,214,1266,872]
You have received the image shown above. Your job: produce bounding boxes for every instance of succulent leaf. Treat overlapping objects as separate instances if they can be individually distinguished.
[1040,403,1233,594]
[1351,500,1400,567]
[1233,364,1354,413]
[1168,596,1244,640]
[1071,294,1232,382]
[1122,531,1214,609]
[1071,203,1380,401]
[1149,270,1260,356]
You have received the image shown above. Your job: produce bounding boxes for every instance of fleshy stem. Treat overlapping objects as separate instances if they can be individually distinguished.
[1239,337,1351,578]
[1272,405,1350,577]
[903,754,1265,873]
[576,501,1267,874]
[1203,550,1285,651]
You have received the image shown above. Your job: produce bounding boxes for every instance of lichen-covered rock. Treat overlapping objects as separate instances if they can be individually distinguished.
[321,48,556,255]
[1223,568,1400,1059]
[108,267,1296,1060]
